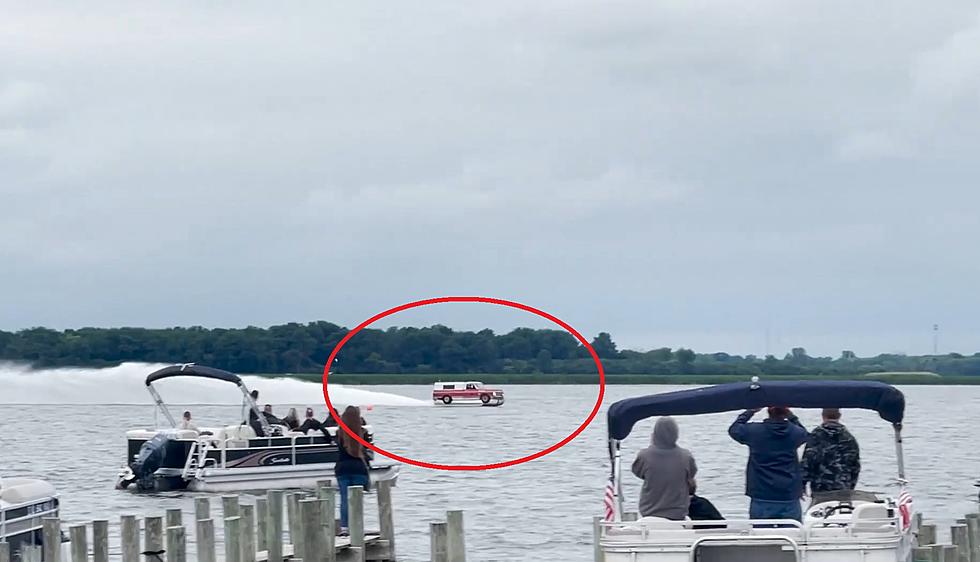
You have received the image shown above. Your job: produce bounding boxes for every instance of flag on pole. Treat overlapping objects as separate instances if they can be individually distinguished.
[604,474,617,521]
[897,487,913,531]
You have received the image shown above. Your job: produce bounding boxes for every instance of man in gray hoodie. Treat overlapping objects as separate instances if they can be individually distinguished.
[631,416,698,520]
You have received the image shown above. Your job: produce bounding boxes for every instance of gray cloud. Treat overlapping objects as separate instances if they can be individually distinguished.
[3,1,980,356]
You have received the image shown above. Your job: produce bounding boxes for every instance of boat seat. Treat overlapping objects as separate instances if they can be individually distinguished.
[174,429,199,440]
[851,502,894,533]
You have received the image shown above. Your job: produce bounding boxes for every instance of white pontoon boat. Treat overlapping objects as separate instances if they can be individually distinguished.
[1,476,61,560]
[598,379,915,562]
[115,364,399,493]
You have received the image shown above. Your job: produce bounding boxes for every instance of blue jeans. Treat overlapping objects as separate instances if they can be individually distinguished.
[337,474,370,529]
[750,499,802,523]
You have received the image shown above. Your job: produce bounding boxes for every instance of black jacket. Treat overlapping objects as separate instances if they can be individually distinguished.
[728,410,809,501]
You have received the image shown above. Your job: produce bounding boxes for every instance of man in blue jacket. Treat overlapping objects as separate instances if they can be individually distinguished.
[728,406,809,521]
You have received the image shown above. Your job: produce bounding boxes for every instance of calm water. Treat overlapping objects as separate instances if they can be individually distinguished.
[3,373,979,561]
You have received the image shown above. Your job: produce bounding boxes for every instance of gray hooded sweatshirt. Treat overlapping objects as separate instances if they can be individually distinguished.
[631,416,697,520]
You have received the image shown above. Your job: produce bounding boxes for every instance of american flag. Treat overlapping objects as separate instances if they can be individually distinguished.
[604,474,617,521]
[897,488,913,531]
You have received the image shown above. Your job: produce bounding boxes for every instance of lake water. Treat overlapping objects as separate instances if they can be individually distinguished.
[2,364,978,561]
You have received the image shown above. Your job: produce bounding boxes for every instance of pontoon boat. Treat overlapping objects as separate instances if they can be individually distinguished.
[1,476,61,560]
[598,379,915,562]
[115,364,399,493]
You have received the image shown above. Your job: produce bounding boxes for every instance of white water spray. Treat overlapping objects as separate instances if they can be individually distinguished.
[0,362,428,406]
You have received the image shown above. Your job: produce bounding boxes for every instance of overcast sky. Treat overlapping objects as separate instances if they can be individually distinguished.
[3,2,979,357]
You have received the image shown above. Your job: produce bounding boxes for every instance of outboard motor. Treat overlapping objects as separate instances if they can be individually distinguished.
[130,432,170,491]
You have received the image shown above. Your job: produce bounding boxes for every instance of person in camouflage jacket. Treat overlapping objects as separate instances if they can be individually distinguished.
[801,408,861,495]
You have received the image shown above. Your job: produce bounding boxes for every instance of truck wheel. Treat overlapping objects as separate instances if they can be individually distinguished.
[442,396,452,404]
[480,394,491,404]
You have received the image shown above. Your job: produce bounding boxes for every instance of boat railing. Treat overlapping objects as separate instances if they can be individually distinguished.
[183,432,337,475]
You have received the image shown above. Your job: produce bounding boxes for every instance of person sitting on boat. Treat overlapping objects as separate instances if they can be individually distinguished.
[179,410,198,431]
[728,406,808,522]
[631,416,697,521]
[282,408,300,431]
[335,405,372,536]
[688,481,724,527]
[801,408,862,505]
[298,407,325,434]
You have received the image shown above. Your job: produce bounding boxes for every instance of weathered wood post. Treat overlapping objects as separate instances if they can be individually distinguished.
[446,510,466,562]
[69,524,87,562]
[93,520,109,562]
[195,498,211,522]
[945,546,962,562]
[166,508,182,530]
[953,524,970,562]
[120,515,140,562]
[241,504,257,562]
[256,498,268,552]
[145,516,164,553]
[43,517,61,562]
[0,542,10,562]
[430,522,449,562]
[377,480,396,560]
[166,526,186,562]
[298,499,318,562]
[287,493,303,557]
[195,519,216,562]
[225,516,242,562]
[319,494,337,562]
[267,490,284,562]
[592,516,605,562]
[349,486,366,562]
[622,511,638,522]
[912,546,935,562]
[920,524,938,547]
[966,513,980,562]
[223,495,240,520]
[22,546,42,562]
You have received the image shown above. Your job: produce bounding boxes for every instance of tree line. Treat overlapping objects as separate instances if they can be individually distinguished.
[2,323,980,377]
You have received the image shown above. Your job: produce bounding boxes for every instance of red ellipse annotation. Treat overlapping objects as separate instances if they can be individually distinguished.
[321,296,606,471]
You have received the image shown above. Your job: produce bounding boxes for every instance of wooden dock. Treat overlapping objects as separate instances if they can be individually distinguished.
[911,512,980,562]
[1,480,468,562]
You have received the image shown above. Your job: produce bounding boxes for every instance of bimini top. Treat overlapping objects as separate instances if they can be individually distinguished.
[607,379,905,440]
[145,364,244,387]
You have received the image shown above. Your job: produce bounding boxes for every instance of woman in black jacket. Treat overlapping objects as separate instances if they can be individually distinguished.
[335,406,371,535]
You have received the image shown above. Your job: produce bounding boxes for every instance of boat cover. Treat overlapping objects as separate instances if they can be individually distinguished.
[607,380,905,440]
[145,364,243,386]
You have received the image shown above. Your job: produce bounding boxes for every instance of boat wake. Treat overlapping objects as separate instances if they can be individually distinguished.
[0,362,428,406]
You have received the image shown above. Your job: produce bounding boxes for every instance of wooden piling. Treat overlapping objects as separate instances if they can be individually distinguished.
[953,525,970,562]
[920,524,938,547]
[319,495,336,562]
[241,504,257,562]
[349,486,366,562]
[446,510,466,562]
[912,546,934,562]
[144,516,164,553]
[944,546,961,562]
[120,515,140,562]
[256,498,268,552]
[377,480,396,560]
[592,516,605,562]
[43,517,61,562]
[166,526,186,562]
[267,490,284,562]
[622,511,638,522]
[166,508,182,529]
[966,514,980,562]
[196,518,216,562]
[225,516,242,562]
[287,493,303,558]
[195,497,211,522]
[21,546,42,562]
[430,522,449,562]
[69,524,87,562]
[298,499,318,562]
[0,542,9,562]
[93,520,109,562]
[223,495,241,520]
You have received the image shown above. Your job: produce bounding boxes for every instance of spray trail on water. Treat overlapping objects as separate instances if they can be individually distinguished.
[0,362,428,406]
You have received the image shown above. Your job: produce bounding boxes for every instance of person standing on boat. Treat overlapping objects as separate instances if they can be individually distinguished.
[801,408,861,503]
[728,406,808,522]
[631,416,698,520]
[335,405,371,535]
[179,411,198,431]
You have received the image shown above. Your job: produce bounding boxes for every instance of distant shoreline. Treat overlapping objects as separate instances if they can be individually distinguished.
[269,372,980,385]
